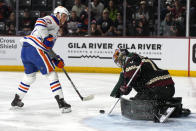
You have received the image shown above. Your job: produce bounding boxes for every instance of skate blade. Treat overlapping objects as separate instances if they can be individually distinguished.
[159,107,175,123]
[61,107,71,113]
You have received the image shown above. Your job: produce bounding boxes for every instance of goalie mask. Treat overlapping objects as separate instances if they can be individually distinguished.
[113,49,128,68]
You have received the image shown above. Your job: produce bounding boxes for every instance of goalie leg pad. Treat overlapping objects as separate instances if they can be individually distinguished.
[120,97,159,120]
[120,97,190,122]
[166,97,191,117]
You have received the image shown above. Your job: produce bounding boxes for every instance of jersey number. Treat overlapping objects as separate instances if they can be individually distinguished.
[46,19,52,24]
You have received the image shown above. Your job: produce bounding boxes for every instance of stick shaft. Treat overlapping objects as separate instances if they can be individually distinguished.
[108,98,120,115]
[126,61,143,86]
[62,68,84,100]
[108,61,144,115]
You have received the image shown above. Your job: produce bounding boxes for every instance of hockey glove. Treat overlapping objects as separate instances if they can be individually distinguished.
[120,85,132,95]
[52,55,64,68]
[43,34,55,49]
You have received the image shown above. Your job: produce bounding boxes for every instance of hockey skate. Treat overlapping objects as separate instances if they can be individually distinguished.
[11,94,24,108]
[55,95,71,113]
[159,107,175,123]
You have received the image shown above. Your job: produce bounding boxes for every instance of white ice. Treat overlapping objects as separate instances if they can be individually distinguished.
[0,71,196,131]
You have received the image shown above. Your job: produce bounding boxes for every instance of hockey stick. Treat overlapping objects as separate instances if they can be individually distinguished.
[62,68,94,101]
[108,60,144,115]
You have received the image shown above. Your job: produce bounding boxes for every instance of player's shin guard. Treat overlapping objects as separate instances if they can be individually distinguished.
[17,73,36,99]
[46,71,64,99]
[46,71,71,112]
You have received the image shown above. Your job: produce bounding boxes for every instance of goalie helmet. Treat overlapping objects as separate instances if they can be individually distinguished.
[113,48,128,68]
[53,6,69,20]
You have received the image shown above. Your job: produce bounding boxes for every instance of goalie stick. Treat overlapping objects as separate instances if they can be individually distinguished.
[108,60,144,115]
[62,68,94,101]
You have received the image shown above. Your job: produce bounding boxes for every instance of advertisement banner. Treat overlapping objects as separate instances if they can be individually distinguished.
[0,37,189,72]
[190,38,196,71]
[54,37,189,70]
[0,37,22,65]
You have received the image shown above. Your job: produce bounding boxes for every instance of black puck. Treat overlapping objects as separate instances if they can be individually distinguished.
[99,110,105,114]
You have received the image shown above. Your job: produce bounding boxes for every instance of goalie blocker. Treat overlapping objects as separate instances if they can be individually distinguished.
[120,97,191,122]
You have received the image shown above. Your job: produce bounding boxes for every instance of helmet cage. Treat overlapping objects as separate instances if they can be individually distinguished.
[113,49,126,67]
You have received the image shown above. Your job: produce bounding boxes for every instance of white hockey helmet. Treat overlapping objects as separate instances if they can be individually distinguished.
[53,6,69,20]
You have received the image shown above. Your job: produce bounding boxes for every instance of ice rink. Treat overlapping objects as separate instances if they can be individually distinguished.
[0,71,196,131]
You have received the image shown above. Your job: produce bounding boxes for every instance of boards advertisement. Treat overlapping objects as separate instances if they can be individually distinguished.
[55,37,188,70]
[0,36,190,75]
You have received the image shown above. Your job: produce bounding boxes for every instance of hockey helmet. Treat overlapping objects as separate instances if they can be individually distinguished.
[113,48,128,67]
[53,6,70,20]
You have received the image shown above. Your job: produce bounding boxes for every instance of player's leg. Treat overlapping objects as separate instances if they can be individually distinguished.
[11,43,38,107]
[45,71,71,113]
[36,49,71,113]
[11,72,36,107]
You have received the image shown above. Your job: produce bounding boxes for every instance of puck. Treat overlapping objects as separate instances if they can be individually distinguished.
[99,110,105,114]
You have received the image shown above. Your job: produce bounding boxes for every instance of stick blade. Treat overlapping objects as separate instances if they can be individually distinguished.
[159,107,175,123]
[82,94,94,101]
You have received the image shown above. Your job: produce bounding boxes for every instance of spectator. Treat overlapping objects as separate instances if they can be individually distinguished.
[171,0,186,19]
[135,1,149,21]
[67,11,80,36]
[6,23,15,35]
[19,9,34,35]
[135,20,145,36]
[139,15,150,36]
[171,0,186,36]
[91,0,104,21]
[106,0,118,22]
[160,13,176,36]
[90,19,101,36]
[5,11,15,35]
[0,0,11,22]
[97,8,114,36]
[127,19,137,36]
[113,12,123,36]
[77,7,88,36]
[71,0,86,17]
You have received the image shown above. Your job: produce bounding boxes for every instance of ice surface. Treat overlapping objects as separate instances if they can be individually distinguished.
[0,72,196,131]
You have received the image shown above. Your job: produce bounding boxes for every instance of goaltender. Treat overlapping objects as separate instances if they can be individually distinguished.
[110,48,190,122]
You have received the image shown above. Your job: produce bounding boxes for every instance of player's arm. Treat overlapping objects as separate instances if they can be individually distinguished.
[48,49,64,69]
[110,72,125,98]
[35,18,55,49]
[118,54,142,94]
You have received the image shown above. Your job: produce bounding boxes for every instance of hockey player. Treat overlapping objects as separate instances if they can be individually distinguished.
[11,6,71,113]
[111,48,175,100]
[110,48,190,122]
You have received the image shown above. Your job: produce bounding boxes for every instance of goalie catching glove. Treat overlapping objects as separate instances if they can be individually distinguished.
[52,55,64,68]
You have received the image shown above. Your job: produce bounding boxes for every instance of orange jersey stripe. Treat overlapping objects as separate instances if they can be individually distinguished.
[36,20,46,25]
[38,49,54,73]
[19,85,29,91]
[27,35,50,50]
[47,37,54,41]
[51,83,61,89]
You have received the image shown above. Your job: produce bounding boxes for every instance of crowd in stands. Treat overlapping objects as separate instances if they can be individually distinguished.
[0,0,195,37]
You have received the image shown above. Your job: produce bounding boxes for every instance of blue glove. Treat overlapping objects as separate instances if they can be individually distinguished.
[43,34,55,48]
